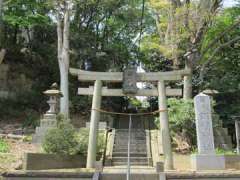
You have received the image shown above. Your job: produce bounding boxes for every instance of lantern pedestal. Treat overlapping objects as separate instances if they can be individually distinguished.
[32,83,62,144]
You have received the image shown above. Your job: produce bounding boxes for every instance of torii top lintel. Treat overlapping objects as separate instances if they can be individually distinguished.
[69,68,190,82]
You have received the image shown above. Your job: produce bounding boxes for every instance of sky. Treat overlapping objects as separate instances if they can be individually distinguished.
[223,0,238,7]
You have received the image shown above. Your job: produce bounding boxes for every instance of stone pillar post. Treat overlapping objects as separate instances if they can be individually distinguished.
[158,80,173,170]
[87,80,102,168]
[191,93,225,170]
[235,120,240,154]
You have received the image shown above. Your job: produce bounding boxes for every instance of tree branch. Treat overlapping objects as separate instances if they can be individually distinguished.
[201,19,240,57]
[204,36,240,64]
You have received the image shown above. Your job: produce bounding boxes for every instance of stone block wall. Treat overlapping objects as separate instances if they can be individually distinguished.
[0,63,32,99]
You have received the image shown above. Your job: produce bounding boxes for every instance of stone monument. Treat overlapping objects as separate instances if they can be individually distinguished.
[122,66,138,95]
[32,83,62,144]
[191,93,225,170]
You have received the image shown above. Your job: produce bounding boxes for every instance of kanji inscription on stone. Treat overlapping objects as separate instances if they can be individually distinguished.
[194,93,215,155]
[122,67,138,95]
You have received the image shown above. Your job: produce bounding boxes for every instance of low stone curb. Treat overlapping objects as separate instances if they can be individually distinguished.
[2,171,93,178]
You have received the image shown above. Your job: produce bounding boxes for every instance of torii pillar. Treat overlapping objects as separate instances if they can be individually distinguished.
[158,80,174,170]
[86,80,102,168]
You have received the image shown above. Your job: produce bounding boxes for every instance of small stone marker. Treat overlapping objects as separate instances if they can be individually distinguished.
[191,93,225,170]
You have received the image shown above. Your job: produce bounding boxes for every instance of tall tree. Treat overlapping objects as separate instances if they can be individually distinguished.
[146,0,223,99]
[56,1,72,118]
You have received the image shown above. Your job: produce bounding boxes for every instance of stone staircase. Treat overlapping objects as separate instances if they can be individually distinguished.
[214,126,232,150]
[110,129,152,166]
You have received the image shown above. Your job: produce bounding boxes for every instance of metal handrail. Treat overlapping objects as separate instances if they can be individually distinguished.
[127,115,132,180]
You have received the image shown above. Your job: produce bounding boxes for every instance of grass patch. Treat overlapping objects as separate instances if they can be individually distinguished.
[191,148,236,155]
[215,148,236,155]
[0,138,9,153]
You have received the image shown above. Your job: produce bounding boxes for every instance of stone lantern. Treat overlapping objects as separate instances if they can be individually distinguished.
[32,83,62,144]
[43,83,62,116]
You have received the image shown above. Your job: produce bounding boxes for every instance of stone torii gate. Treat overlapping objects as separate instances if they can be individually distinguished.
[70,68,190,170]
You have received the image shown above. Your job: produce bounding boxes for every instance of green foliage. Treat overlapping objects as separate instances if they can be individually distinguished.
[200,7,240,92]
[155,98,196,144]
[215,148,236,155]
[0,138,9,153]
[42,122,78,155]
[76,128,105,155]
[4,0,50,28]
[23,135,32,142]
[198,6,240,128]
[129,98,142,109]
[43,121,105,155]
[155,98,195,131]
[167,98,195,132]
[192,148,236,155]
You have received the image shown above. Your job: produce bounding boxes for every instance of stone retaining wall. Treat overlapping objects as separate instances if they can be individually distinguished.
[23,153,86,170]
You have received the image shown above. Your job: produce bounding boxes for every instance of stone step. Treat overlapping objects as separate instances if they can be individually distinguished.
[116,129,146,131]
[116,131,146,134]
[116,133,146,135]
[113,147,147,152]
[111,157,152,166]
[114,146,146,150]
[115,137,146,141]
[112,161,150,166]
[114,142,146,146]
[115,136,146,139]
[116,135,146,138]
[110,129,151,167]
[215,136,232,143]
[112,152,147,157]
[112,157,150,162]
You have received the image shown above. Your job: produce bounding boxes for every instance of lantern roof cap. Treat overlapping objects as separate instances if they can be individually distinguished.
[43,83,63,97]
[202,89,219,95]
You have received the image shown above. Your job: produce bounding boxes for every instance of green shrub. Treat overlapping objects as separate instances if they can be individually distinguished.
[76,128,105,155]
[42,115,106,155]
[215,148,236,155]
[23,135,32,142]
[42,122,78,155]
[167,98,195,134]
[0,138,10,153]
[155,98,196,145]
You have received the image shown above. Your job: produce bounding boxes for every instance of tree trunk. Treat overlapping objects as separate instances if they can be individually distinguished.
[183,58,193,100]
[57,5,70,118]
[0,0,5,64]
[59,60,69,118]
[0,0,3,34]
